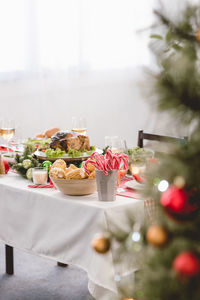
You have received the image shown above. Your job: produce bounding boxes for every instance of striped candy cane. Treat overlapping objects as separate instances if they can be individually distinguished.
[84,149,129,175]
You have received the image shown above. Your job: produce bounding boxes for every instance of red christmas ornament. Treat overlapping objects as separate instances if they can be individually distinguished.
[160,186,197,217]
[173,252,200,277]
[3,159,10,174]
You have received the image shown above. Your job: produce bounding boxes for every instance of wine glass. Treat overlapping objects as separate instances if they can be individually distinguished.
[104,136,128,185]
[0,119,15,154]
[71,117,87,136]
[104,136,126,153]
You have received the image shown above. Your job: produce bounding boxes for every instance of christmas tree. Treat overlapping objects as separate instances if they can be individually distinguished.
[133,3,200,299]
[92,1,200,299]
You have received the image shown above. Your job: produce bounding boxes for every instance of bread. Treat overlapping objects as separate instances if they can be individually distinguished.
[45,128,60,138]
[35,134,45,139]
[86,162,95,173]
[69,164,77,170]
[65,169,83,180]
[81,161,85,168]
[52,159,66,170]
[80,168,87,179]
[88,170,96,179]
[49,167,65,179]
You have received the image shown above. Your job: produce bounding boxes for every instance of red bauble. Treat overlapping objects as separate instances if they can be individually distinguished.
[3,159,10,174]
[173,252,200,277]
[160,186,197,217]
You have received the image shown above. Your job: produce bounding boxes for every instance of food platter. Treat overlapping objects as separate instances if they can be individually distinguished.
[33,148,103,162]
[34,150,90,162]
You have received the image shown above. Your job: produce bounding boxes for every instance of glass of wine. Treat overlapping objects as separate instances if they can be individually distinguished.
[104,136,126,153]
[71,117,87,136]
[0,119,15,153]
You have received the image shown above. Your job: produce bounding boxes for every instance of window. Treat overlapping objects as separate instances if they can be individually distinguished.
[0,0,154,77]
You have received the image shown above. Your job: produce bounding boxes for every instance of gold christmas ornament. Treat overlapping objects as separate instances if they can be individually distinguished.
[0,154,5,175]
[123,298,135,300]
[196,28,200,42]
[174,176,186,189]
[146,225,168,247]
[91,234,111,254]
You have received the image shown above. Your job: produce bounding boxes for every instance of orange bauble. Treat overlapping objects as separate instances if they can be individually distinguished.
[146,225,168,247]
[0,154,5,174]
[92,235,110,254]
[196,28,200,42]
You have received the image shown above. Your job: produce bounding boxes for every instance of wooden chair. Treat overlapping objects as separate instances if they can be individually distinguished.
[137,130,187,148]
[5,245,14,275]
[4,245,67,276]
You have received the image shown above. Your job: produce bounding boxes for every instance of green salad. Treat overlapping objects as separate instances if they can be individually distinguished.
[68,146,95,158]
[24,138,51,152]
[45,148,66,157]
[128,147,154,163]
[44,146,96,158]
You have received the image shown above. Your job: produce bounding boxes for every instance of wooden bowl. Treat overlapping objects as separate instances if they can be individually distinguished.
[50,177,97,196]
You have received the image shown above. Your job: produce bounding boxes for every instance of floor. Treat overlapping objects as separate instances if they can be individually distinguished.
[0,244,94,300]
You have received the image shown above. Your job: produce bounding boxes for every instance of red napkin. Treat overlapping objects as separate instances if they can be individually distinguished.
[116,176,139,199]
[132,174,145,183]
[28,184,54,188]
[0,146,20,153]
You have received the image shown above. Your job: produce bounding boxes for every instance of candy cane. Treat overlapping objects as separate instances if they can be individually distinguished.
[105,159,113,171]
[84,150,129,175]
[106,148,113,160]
[119,154,129,170]
[94,153,105,171]
[113,155,121,169]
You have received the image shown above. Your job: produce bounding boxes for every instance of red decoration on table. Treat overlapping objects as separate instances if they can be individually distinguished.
[3,159,10,174]
[173,252,200,277]
[132,174,144,183]
[116,176,138,199]
[0,146,20,153]
[160,186,197,218]
[28,184,54,188]
[84,149,129,175]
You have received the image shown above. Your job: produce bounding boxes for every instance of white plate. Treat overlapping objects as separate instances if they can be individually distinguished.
[125,180,144,190]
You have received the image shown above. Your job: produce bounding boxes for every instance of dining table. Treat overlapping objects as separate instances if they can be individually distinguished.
[0,172,146,299]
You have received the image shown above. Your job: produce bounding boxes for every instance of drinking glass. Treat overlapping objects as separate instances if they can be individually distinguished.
[129,149,154,176]
[32,167,48,185]
[72,117,87,136]
[104,136,126,153]
[0,119,15,153]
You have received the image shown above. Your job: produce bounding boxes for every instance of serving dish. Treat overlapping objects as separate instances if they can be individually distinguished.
[51,177,97,195]
[34,148,102,162]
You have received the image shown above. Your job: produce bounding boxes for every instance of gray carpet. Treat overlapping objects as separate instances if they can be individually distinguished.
[0,243,94,300]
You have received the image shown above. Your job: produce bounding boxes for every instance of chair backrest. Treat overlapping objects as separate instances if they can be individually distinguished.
[137,130,187,148]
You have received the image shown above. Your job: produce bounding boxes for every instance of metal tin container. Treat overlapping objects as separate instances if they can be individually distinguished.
[95,170,118,201]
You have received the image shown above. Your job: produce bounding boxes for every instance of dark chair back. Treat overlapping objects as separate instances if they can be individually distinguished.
[137,130,187,148]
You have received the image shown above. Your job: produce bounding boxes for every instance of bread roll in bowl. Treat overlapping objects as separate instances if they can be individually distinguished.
[45,128,60,138]
[35,134,45,139]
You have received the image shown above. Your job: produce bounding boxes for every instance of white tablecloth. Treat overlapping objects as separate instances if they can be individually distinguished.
[0,173,144,299]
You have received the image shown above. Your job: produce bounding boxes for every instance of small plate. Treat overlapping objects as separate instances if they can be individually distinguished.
[125,180,144,191]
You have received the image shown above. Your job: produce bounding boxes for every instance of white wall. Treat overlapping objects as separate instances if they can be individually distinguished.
[0,68,189,149]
